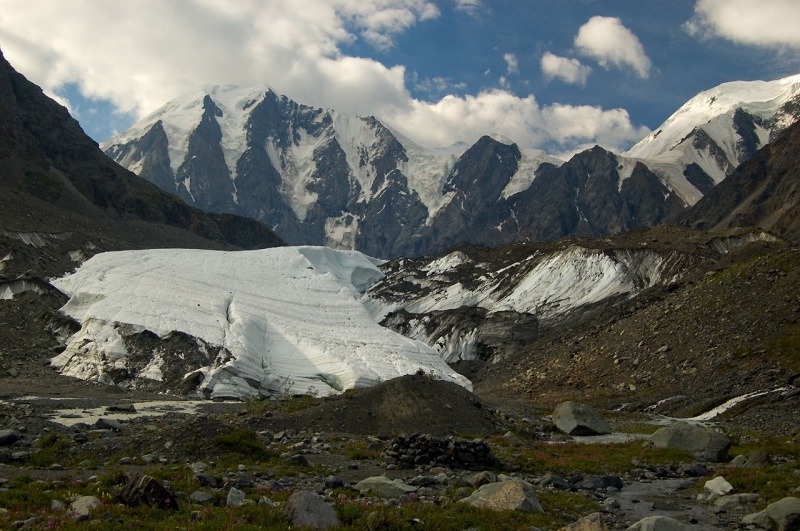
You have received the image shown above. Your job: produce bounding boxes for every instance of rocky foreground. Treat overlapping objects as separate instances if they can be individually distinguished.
[1,375,799,530]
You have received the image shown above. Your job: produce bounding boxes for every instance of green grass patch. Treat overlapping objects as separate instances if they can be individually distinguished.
[26,433,75,468]
[211,429,275,461]
[492,438,695,476]
[334,498,580,530]
[714,465,799,504]
[339,440,383,461]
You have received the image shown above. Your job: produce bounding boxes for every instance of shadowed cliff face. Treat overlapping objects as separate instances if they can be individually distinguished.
[679,120,800,242]
[0,48,283,269]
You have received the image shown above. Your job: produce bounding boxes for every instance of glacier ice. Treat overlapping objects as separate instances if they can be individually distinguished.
[49,246,471,398]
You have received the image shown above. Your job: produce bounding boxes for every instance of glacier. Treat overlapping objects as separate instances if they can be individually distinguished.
[49,246,471,398]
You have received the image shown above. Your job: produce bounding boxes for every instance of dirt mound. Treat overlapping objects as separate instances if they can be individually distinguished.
[253,374,502,437]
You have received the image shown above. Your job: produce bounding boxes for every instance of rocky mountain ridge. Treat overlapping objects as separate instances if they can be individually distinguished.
[103,75,800,257]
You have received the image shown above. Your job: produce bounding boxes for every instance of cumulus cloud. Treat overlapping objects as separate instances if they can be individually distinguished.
[685,0,800,49]
[0,0,649,154]
[540,52,591,86]
[503,53,519,74]
[383,90,650,154]
[574,16,651,78]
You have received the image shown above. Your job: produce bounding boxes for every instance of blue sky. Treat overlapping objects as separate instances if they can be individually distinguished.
[1,0,799,156]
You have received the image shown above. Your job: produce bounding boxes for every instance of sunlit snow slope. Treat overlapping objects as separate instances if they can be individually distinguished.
[49,247,471,398]
[624,74,800,205]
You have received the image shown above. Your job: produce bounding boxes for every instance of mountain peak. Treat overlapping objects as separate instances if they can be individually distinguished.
[625,73,800,160]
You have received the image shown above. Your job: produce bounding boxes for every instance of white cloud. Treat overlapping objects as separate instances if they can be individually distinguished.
[685,0,800,49]
[0,0,649,155]
[383,90,650,154]
[540,52,591,86]
[574,16,651,78]
[503,53,519,74]
[452,0,482,14]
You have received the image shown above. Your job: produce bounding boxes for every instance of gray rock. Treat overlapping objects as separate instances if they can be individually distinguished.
[94,418,122,431]
[625,515,690,530]
[469,470,497,488]
[408,475,439,487]
[0,430,21,446]
[355,476,417,498]
[106,404,136,413]
[730,454,748,466]
[70,495,100,519]
[560,512,608,531]
[283,490,341,530]
[603,498,621,510]
[745,450,771,467]
[226,487,246,507]
[460,479,544,513]
[552,401,611,436]
[538,473,572,490]
[648,422,730,462]
[714,493,759,511]
[743,497,800,529]
[189,491,216,505]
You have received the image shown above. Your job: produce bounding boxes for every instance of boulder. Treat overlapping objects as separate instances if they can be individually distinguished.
[742,497,800,529]
[226,487,246,507]
[117,475,178,510]
[648,422,730,462]
[189,491,216,505]
[354,476,417,498]
[469,470,497,488]
[703,476,734,498]
[552,402,611,436]
[0,430,21,446]
[559,512,608,531]
[714,493,759,511]
[69,496,100,520]
[538,473,572,491]
[460,479,544,513]
[625,515,690,530]
[94,418,122,431]
[283,490,341,530]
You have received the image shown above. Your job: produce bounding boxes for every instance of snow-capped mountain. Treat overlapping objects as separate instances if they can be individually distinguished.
[102,75,800,257]
[624,74,800,205]
[103,86,562,257]
[50,246,470,398]
[101,86,678,257]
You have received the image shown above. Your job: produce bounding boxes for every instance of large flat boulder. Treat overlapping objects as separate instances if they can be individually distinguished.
[283,490,340,530]
[553,401,611,436]
[460,479,544,513]
[742,497,800,529]
[354,476,417,498]
[648,421,730,462]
